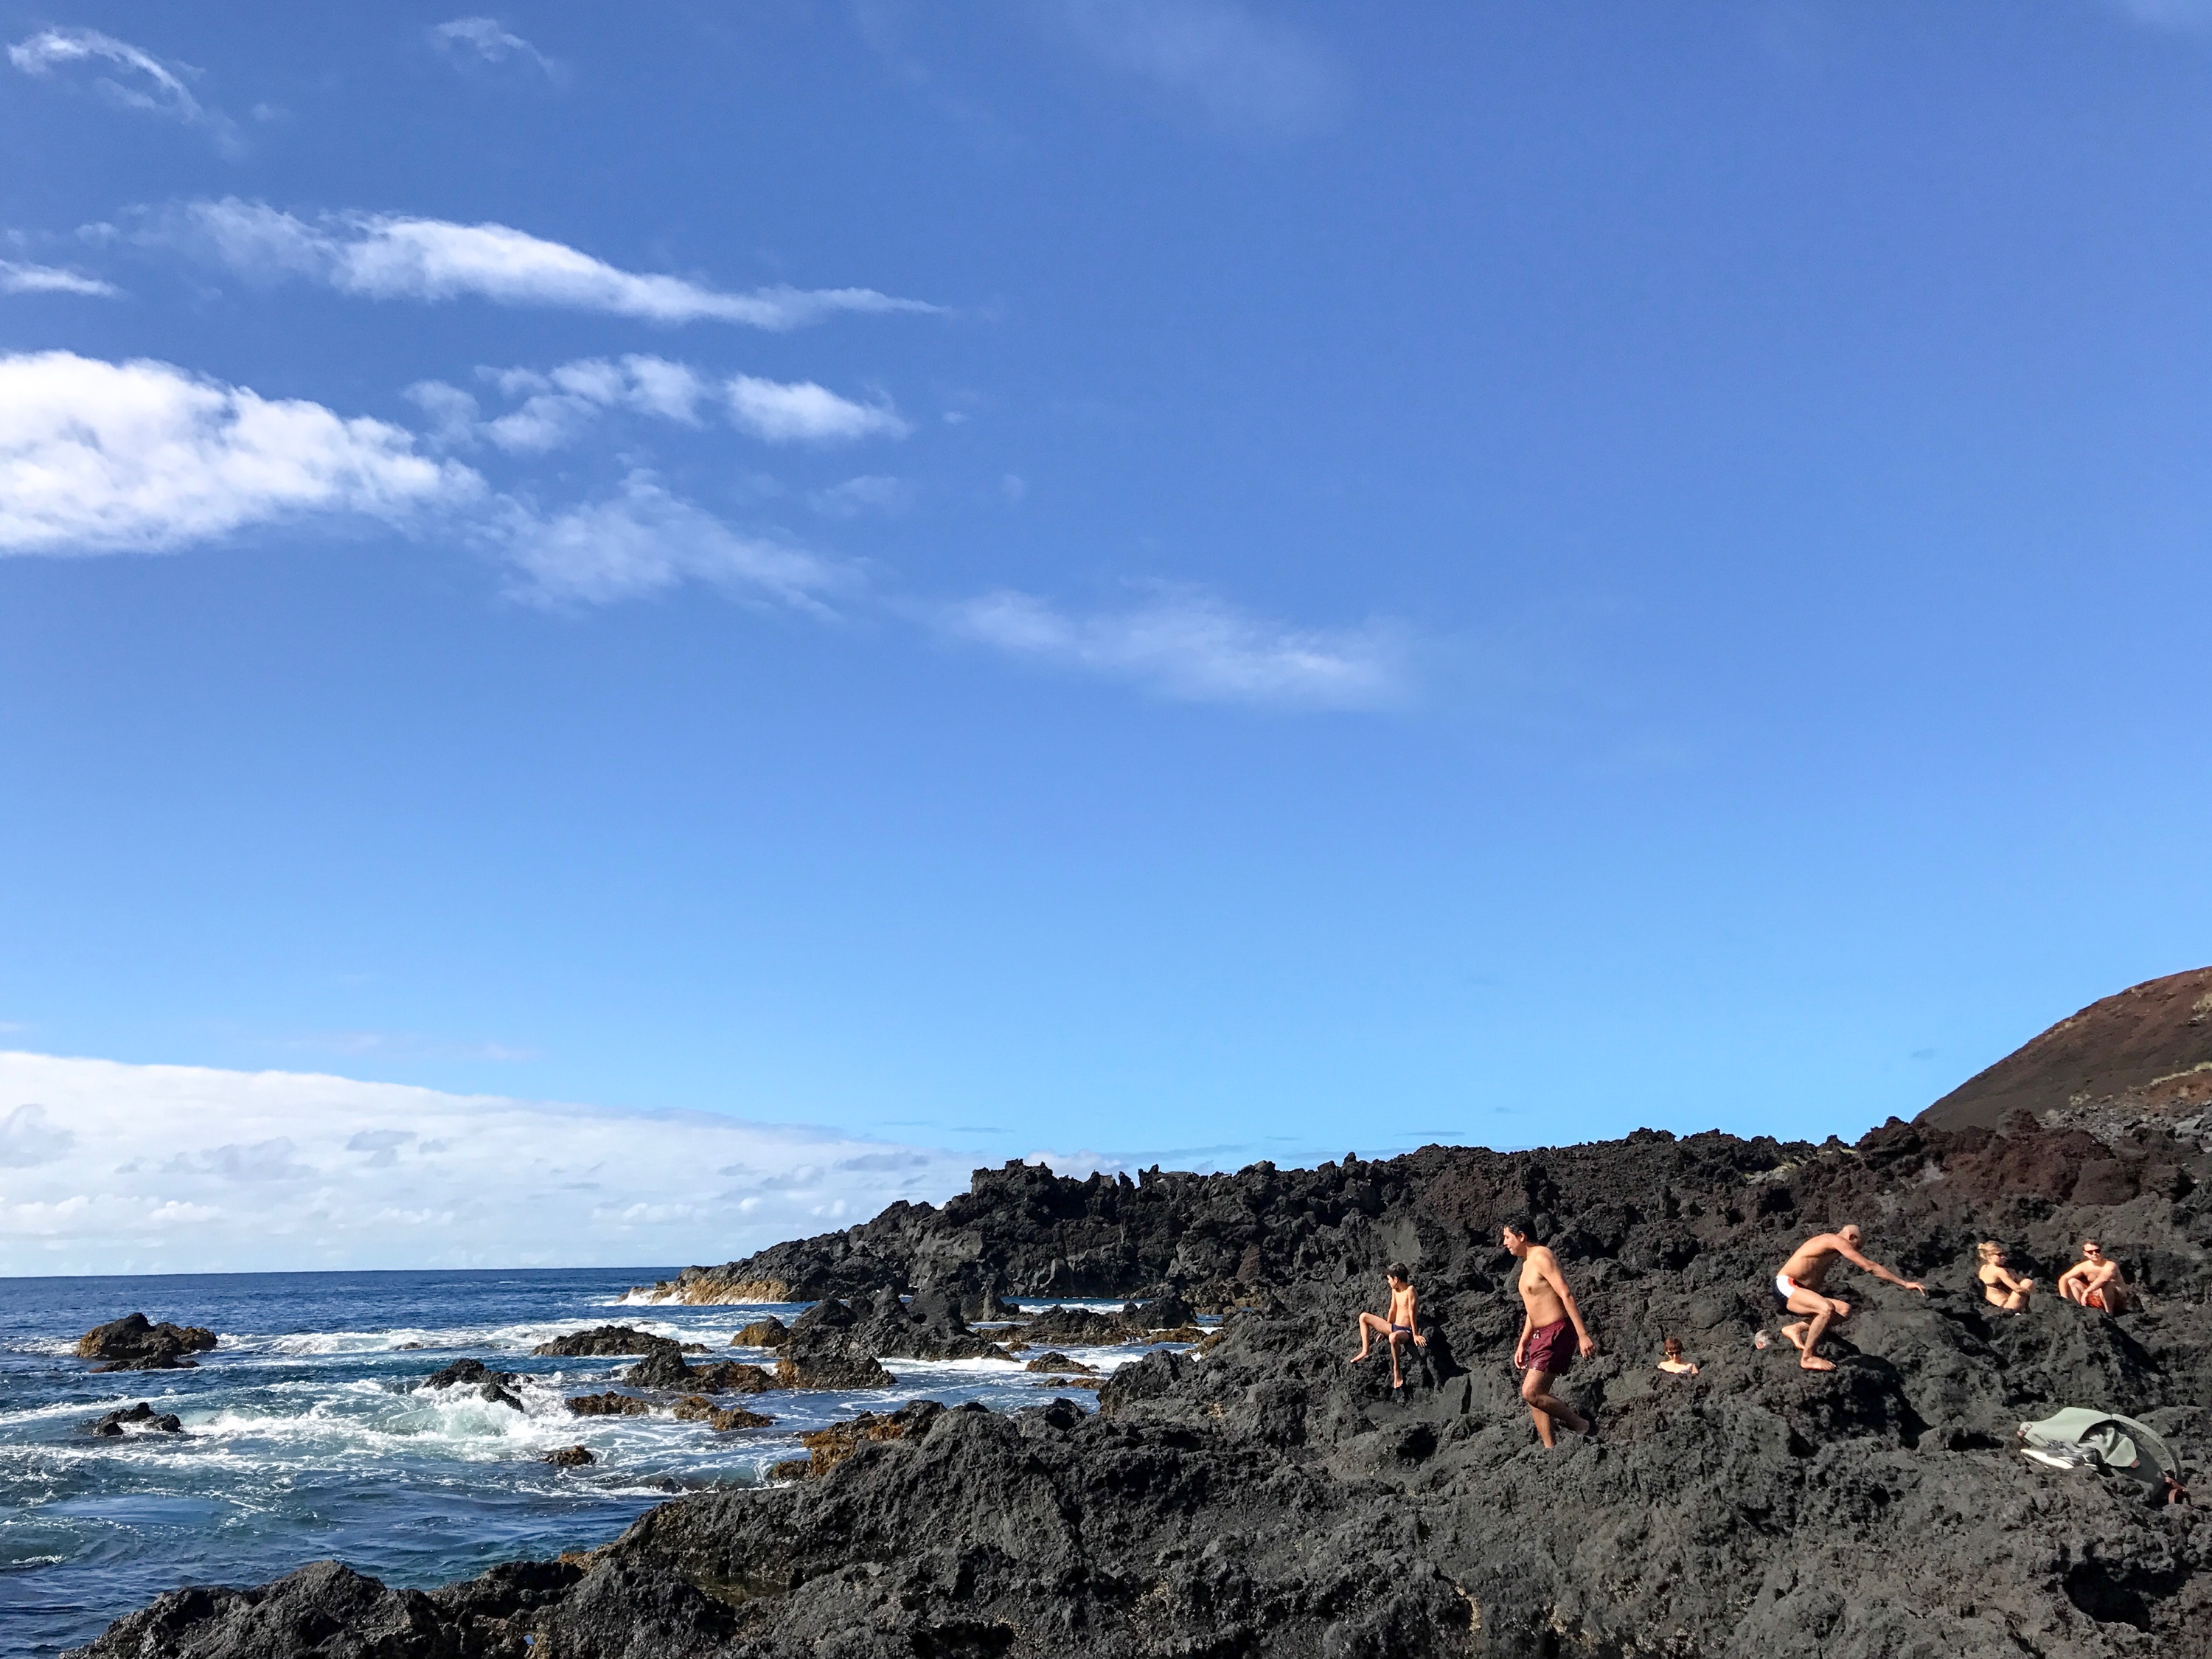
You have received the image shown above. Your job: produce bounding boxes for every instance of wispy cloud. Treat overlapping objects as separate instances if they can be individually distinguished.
[0,1051,981,1273]
[408,355,908,453]
[942,585,1408,709]
[7,27,239,151]
[495,471,854,608]
[810,474,912,517]
[155,198,940,330]
[0,260,117,297]
[428,16,563,80]
[1052,0,1338,137]
[0,350,481,556]
[2109,0,2212,29]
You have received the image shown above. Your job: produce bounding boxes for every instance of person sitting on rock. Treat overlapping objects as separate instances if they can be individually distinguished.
[1502,1217,1596,1447]
[1975,1242,2035,1312]
[2056,1238,2131,1312]
[1656,1336,1698,1376]
[1350,1262,1425,1388]
[1773,1225,1926,1373]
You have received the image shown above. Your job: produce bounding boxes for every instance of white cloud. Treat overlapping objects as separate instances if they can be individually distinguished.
[0,1050,980,1273]
[1054,0,1338,136]
[161,198,939,330]
[0,351,481,556]
[728,375,910,442]
[7,27,237,150]
[2110,0,2212,28]
[810,474,911,517]
[428,16,563,79]
[0,1103,74,1167]
[411,356,902,452]
[0,260,119,297]
[496,470,852,607]
[942,585,1408,709]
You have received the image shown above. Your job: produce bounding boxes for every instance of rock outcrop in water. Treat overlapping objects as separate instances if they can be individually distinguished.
[66,971,2212,1657]
[75,1314,217,1371]
[421,1357,524,1411]
[534,1326,708,1357]
[84,1402,183,1437]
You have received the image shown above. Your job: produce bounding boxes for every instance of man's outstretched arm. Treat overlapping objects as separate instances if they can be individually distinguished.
[1837,1242,1924,1293]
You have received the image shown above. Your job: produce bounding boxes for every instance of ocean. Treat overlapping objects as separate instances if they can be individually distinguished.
[0,1269,1150,1658]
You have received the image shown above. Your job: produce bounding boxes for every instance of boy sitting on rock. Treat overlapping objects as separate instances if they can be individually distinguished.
[1350,1262,1425,1388]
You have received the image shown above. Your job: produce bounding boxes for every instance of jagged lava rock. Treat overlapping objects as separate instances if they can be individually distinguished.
[85,1402,183,1436]
[731,1317,791,1349]
[420,1357,524,1411]
[76,1314,216,1371]
[622,1338,696,1391]
[565,1392,653,1418]
[671,1396,774,1431]
[541,1446,596,1467]
[533,1326,706,1357]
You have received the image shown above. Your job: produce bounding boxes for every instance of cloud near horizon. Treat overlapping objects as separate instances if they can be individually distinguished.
[0,1051,989,1275]
[153,198,939,330]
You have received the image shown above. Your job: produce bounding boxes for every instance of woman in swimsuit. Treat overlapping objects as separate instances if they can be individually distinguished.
[1975,1242,2034,1312]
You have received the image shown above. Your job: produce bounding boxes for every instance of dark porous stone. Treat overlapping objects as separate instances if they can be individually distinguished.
[75,1315,218,1369]
[772,1337,894,1391]
[1021,1351,1097,1374]
[540,1445,597,1467]
[731,1317,791,1349]
[422,1357,515,1392]
[684,1361,776,1394]
[532,1326,706,1357]
[622,1338,695,1391]
[565,1392,653,1418]
[86,1402,184,1436]
[671,1396,774,1432]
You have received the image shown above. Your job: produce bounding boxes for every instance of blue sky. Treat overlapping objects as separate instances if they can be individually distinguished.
[4,2,2211,1267]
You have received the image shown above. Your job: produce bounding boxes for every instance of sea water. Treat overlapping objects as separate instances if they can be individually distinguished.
[0,1270,1164,1658]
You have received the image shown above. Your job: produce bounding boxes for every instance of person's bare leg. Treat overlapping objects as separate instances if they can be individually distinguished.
[1779,1321,1808,1353]
[1522,1370,1587,1441]
[1387,1329,1409,1387]
[1352,1312,1389,1361]
[1787,1290,1837,1371]
[2003,1288,2027,1312]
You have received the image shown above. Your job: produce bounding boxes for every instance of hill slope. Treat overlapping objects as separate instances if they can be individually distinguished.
[1921,966,2212,1134]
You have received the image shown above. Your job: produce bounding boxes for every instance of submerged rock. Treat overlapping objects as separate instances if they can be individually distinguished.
[85,1402,183,1437]
[540,1445,596,1467]
[420,1357,524,1410]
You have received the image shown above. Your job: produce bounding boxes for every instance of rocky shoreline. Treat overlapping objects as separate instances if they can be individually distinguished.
[64,1105,2212,1658]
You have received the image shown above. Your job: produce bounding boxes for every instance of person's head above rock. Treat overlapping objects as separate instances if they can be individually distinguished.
[1385,1262,1410,1287]
[1500,1215,1533,1254]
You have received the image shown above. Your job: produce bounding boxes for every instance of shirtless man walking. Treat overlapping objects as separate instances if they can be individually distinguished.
[1773,1225,1925,1371]
[1502,1217,1597,1448]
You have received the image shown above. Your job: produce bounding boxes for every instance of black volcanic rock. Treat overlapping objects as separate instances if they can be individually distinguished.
[730,1317,790,1349]
[533,1326,706,1357]
[76,1315,215,1371]
[566,1392,652,1418]
[64,1099,2212,1658]
[421,1358,524,1411]
[541,1445,596,1467]
[85,1402,183,1437]
[622,1338,695,1391]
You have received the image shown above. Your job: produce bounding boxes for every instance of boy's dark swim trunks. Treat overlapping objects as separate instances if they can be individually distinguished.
[1524,1318,1574,1374]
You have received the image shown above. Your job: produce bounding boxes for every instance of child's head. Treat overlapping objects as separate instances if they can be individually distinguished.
[1385,1261,1411,1287]
[1663,1335,1683,1358]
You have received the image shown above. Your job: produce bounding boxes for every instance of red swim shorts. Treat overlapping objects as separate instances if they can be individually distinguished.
[1524,1318,1575,1375]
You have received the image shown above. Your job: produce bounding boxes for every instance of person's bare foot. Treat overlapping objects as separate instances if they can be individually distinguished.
[1780,1321,1808,1354]
[1349,1349,1370,1363]
[1798,1353,1835,1372]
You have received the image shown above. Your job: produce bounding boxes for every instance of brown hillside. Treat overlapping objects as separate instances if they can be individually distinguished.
[1919,964,2212,1132]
